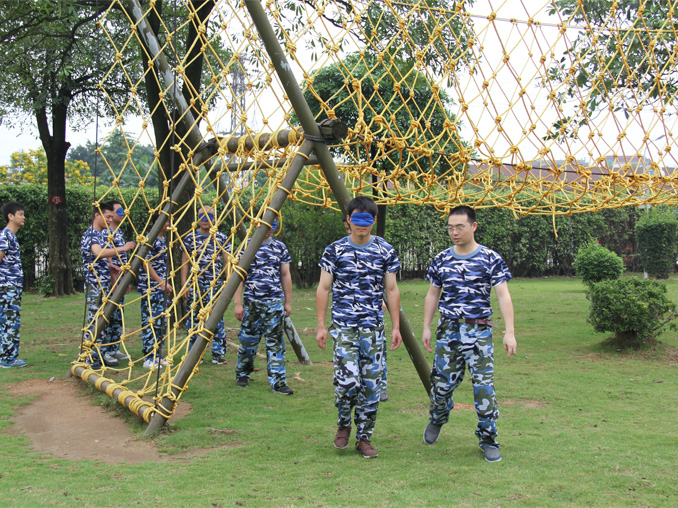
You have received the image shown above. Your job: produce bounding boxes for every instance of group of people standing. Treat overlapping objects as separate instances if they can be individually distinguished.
[1,195,516,463]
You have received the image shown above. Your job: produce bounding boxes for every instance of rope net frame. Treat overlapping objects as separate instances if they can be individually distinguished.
[73,0,678,423]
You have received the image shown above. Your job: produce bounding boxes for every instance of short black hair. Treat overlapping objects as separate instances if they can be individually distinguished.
[346,196,378,218]
[2,201,24,222]
[96,202,114,216]
[106,199,122,208]
[448,205,476,223]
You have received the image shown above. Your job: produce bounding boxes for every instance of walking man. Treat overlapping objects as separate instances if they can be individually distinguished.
[234,220,294,394]
[317,196,402,458]
[421,205,516,462]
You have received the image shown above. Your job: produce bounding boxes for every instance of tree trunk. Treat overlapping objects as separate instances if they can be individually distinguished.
[35,101,76,296]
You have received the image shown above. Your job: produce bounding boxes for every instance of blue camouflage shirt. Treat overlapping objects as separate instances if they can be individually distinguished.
[81,227,111,286]
[108,228,128,267]
[137,236,168,295]
[426,244,512,319]
[181,230,230,286]
[242,238,291,302]
[0,228,23,288]
[319,236,401,328]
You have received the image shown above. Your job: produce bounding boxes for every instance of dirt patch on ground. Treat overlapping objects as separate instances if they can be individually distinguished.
[3,377,191,464]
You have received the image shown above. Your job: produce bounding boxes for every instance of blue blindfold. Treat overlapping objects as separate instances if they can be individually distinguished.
[115,207,125,217]
[349,212,374,227]
[198,213,215,222]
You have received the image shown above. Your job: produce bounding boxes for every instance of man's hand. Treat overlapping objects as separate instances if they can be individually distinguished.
[234,303,244,321]
[503,332,517,358]
[422,328,433,353]
[390,329,402,350]
[316,326,327,350]
[284,301,292,318]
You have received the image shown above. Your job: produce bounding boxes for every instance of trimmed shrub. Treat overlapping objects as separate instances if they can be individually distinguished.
[573,241,624,285]
[635,209,678,279]
[586,278,677,348]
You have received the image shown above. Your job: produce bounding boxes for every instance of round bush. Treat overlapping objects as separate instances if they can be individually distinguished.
[574,241,624,285]
[586,278,677,348]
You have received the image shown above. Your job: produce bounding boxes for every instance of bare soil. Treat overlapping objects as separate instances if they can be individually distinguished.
[3,376,190,464]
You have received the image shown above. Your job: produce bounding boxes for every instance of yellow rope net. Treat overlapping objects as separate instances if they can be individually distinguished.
[72,0,678,422]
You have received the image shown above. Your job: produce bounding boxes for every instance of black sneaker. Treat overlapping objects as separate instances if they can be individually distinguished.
[211,355,226,365]
[272,383,294,395]
[236,377,249,387]
[483,446,502,462]
[423,422,442,445]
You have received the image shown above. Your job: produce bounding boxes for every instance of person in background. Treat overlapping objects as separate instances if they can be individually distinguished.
[0,201,27,368]
[234,220,294,395]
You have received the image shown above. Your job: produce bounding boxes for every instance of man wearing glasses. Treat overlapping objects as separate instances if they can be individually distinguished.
[421,205,516,463]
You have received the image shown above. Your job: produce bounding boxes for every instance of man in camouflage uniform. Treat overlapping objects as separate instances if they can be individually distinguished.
[0,201,27,368]
[180,206,230,364]
[80,203,135,368]
[421,205,517,463]
[234,220,293,394]
[317,196,402,459]
[105,200,132,362]
[138,213,172,369]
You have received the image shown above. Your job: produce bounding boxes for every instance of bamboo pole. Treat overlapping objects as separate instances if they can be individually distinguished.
[244,0,431,394]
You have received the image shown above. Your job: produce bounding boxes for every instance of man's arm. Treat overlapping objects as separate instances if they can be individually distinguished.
[315,270,333,350]
[0,251,5,264]
[422,284,442,353]
[384,272,402,350]
[146,261,172,295]
[281,262,292,318]
[495,281,517,358]
[233,281,245,321]
[91,241,135,260]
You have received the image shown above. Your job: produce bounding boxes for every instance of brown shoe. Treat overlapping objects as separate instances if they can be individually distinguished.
[334,426,351,449]
[356,437,378,458]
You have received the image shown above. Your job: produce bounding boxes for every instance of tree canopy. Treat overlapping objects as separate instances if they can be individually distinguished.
[545,0,678,140]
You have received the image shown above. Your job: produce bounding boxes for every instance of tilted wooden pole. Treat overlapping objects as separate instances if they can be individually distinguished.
[244,0,431,395]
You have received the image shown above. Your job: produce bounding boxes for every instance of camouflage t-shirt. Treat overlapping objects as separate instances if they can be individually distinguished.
[80,227,111,286]
[107,228,128,267]
[0,228,22,288]
[426,244,512,319]
[181,230,230,286]
[318,236,401,328]
[137,236,168,294]
[242,238,291,302]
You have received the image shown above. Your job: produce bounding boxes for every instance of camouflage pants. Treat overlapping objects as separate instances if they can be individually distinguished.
[186,284,226,357]
[429,319,499,448]
[381,342,388,391]
[235,300,286,387]
[0,286,22,361]
[84,282,111,360]
[330,324,385,440]
[140,292,168,356]
[104,294,125,354]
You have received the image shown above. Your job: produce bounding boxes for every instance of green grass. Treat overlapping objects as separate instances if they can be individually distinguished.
[1,276,678,507]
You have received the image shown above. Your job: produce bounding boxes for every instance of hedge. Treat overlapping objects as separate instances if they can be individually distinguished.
[0,183,660,290]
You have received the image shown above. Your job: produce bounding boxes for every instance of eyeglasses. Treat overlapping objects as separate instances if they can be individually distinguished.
[446,224,469,231]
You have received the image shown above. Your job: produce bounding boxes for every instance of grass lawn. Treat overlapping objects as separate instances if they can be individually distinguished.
[1,275,677,507]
